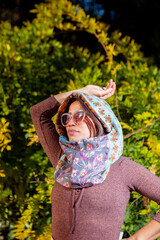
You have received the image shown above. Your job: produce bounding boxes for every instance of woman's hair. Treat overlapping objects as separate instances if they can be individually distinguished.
[64,97,106,138]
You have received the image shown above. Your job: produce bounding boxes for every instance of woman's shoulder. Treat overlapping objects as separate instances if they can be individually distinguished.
[114,156,133,166]
[112,156,140,175]
[111,156,134,178]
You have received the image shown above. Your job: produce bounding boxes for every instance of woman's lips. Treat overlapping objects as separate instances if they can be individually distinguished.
[67,129,79,135]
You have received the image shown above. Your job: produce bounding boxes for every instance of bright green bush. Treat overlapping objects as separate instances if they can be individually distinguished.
[0,0,160,239]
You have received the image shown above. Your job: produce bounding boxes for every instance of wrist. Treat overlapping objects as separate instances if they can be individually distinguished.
[78,85,89,94]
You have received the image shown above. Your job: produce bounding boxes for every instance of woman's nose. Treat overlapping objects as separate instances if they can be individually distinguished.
[66,116,76,126]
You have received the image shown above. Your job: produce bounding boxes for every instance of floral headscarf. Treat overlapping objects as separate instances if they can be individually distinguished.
[54,92,123,188]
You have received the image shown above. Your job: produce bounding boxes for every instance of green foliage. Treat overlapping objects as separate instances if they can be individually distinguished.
[0,0,160,239]
[12,167,54,240]
[0,118,12,152]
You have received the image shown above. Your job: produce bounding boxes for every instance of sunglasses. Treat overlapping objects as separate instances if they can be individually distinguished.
[61,110,86,127]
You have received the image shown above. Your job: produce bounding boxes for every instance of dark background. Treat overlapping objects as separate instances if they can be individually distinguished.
[0,0,160,66]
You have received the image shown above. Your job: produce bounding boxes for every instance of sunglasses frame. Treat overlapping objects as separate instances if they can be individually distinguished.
[61,110,86,127]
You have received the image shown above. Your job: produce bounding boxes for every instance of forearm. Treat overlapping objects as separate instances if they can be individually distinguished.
[54,79,116,104]
[128,219,160,240]
[54,87,85,104]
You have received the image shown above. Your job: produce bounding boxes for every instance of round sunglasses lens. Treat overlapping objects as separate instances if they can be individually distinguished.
[61,114,70,126]
[73,111,85,124]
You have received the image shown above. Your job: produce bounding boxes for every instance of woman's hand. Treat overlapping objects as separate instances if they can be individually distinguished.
[82,79,116,100]
[122,219,160,240]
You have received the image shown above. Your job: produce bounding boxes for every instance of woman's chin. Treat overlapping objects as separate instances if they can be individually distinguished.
[69,136,80,142]
[68,135,84,142]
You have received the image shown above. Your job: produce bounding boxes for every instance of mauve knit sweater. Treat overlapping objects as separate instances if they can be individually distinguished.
[30,96,160,240]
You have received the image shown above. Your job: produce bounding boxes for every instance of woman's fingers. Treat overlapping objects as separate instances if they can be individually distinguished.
[84,80,116,98]
[99,83,116,99]
[98,81,116,96]
[106,79,113,89]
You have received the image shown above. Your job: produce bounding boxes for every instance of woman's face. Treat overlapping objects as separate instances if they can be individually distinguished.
[66,101,93,142]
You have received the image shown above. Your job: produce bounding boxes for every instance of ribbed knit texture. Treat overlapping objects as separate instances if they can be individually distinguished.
[30,96,160,240]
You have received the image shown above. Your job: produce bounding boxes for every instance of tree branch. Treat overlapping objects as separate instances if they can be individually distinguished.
[124,118,160,139]
[129,195,142,207]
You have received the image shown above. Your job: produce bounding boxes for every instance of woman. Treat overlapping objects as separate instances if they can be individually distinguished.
[30,79,160,240]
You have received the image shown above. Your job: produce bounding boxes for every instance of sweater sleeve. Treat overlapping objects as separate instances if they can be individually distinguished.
[121,158,160,223]
[30,96,61,169]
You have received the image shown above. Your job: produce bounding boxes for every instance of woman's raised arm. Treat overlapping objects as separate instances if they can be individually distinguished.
[54,79,116,103]
[30,80,116,168]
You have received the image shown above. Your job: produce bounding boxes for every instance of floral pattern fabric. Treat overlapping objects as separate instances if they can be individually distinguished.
[55,91,123,188]
[54,135,110,188]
